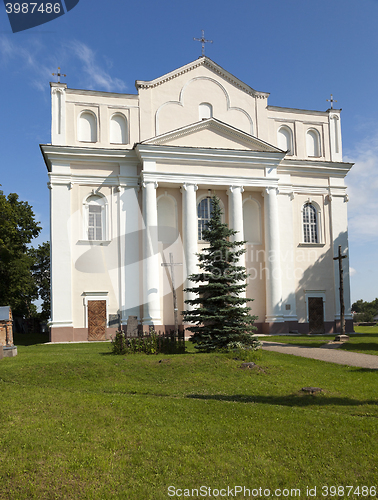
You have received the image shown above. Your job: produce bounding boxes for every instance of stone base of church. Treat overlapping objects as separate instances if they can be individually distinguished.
[49,319,354,343]
[50,327,117,343]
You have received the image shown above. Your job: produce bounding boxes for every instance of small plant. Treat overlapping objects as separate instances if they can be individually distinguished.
[224,336,262,362]
[110,329,185,355]
[111,330,127,355]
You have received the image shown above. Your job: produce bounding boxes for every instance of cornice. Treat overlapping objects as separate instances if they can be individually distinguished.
[40,144,138,171]
[135,143,285,168]
[140,170,279,189]
[48,172,139,188]
[268,105,329,116]
[135,57,269,99]
[278,158,353,177]
[65,88,138,99]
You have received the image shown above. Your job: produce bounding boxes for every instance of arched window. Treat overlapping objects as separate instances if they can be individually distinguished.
[302,203,318,243]
[277,126,293,155]
[78,111,97,142]
[243,198,261,244]
[306,129,320,157]
[84,195,107,241]
[199,102,213,120]
[157,194,178,244]
[110,113,127,144]
[197,197,213,241]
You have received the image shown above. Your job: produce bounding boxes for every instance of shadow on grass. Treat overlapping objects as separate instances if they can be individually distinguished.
[186,394,378,408]
[13,332,50,346]
[340,343,378,353]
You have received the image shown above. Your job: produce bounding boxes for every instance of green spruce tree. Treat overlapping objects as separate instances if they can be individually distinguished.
[182,195,259,352]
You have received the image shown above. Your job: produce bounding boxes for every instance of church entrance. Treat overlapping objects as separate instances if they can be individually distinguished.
[308,297,325,334]
[88,300,106,341]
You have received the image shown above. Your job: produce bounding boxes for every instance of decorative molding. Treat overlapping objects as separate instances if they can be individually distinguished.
[181,182,198,192]
[52,87,65,95]
[143,117,278,153]
[227,185,244,195]
[142,180,158,189]
[141,171,279,190]
[155,76,254,136]
[136,57,269,99]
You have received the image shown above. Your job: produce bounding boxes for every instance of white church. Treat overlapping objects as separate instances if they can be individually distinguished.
[40,56,353,343]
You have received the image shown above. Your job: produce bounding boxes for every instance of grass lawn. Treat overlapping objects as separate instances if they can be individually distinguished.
[267,325,378,356]
[0,338,377,499]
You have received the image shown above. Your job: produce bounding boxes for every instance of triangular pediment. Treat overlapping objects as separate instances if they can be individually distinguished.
[136,57,269,99]
[140,118,284,152]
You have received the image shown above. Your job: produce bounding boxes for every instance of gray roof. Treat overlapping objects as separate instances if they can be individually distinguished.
[0,306,11,321]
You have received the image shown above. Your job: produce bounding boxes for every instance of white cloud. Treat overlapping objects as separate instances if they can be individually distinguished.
[65,40,127,92]
[344,133,378,243]
[349,267,357,277]
[0,36,127,94]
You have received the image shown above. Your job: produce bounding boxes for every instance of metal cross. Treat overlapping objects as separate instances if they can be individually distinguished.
[52,67,66,83]
[161,252,182,336]
[326,94,337,109]
[333,245,347,336]
[194,30,213,56]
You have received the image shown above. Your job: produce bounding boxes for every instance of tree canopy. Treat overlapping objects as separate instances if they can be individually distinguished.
[352,298,378,322]
[182,196,259,352]
[0,190,49,319]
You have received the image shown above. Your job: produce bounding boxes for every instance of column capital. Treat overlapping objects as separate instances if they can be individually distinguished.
[227,185,244,195]
[181,182,198,192]
[142,180,158,190]
[262,186,279,196]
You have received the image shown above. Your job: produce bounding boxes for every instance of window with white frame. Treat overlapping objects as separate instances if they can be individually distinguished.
[84,195,107,241]
[306,129,321,157]
[199,102,213,120]
[197,197,213,241]
[277,125,293,155]
[110,113,127,144]
[78,111,97,142]
[302,203,318,243]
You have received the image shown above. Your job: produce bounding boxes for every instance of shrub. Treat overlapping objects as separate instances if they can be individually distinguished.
[111,330,185,355]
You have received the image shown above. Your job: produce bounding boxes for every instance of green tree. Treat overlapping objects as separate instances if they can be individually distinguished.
[29,241,51,321]
[352,298,378,323]
[0,190,41,317]
[182,196,259,352]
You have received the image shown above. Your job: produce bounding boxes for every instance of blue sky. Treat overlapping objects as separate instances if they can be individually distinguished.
[0,0,377,303]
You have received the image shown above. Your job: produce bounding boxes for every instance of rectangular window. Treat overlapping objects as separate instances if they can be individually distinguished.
[88,205,102,240]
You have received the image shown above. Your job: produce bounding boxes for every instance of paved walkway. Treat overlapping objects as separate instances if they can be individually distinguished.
[262,341,378,369]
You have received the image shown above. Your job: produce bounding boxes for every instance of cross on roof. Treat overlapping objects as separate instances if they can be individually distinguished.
[194,30,213,56]
[52,67,66,83]
[327,94,337,109]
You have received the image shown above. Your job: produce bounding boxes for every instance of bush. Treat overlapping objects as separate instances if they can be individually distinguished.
[111,330,185,355]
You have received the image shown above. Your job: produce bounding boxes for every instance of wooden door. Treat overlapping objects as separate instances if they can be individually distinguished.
[88,300,106,341]
[308,297,324,334]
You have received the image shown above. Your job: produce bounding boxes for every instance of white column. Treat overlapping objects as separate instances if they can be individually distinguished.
[263,187,284,323]
[49,180,72,328]
[278,192,297,321]
[227,185,246,297]
[51,84,66,146]
[119,185,141,323]
[181,182,198,312]
[329,112,342,162]
[142,180,161,324]
[227,185,244,242]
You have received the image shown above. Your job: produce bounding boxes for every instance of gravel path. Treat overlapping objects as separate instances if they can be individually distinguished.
[262,341,378,369]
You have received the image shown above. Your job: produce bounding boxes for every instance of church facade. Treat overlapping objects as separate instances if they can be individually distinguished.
[41,57,353,342]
